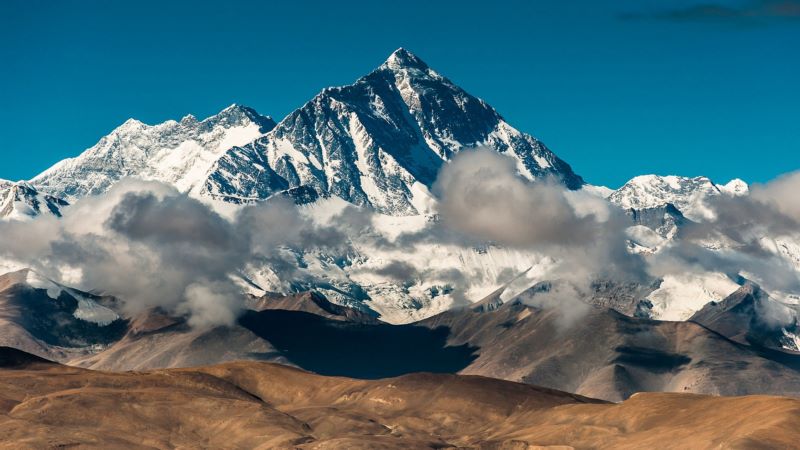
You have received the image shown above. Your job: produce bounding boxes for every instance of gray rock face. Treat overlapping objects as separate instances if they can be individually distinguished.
[201,49,584,214]
[625,203,691,238]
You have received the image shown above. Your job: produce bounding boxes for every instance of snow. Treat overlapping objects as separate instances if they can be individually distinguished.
[582,184,614,199]
[150,122,263,193]
[71,294,120,326]
[609,174,743,222]
[647,272,740,321]
[22,270,120,325]
[720,178,749,196]
[408,182,436,215]
[25,270,64,300]
[11,49,796,327]
[31,105,274,200]
[781,329,800,352]
[0,181,67,220]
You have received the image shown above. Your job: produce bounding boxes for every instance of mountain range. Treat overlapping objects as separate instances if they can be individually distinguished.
[27,49,582,217]
[0,48,798,408]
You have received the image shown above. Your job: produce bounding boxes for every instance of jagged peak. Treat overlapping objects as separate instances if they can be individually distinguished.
[216,103,262,118]
[0,180,37,195]
[105,104,273,137]
[110,117,148,135]
[120,117,145,127]
[381,47,430,71]
[11,180,35,191]
[721,178,749,196]
[211,104,275,129]
[218,103,246,115]
[626,174,712,185]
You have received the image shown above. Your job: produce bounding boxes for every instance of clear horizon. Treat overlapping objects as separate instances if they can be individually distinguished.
[2,0,799,188]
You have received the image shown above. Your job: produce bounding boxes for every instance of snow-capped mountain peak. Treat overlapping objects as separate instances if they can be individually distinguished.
[201,49,584,214]
[609,174,749,221]
[0,179,68,220]
[32,104,276,199]
[382,47,430,71]
[720,178,749,196]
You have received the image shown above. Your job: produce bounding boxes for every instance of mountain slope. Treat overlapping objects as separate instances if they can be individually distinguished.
[32,105,276,199]
[0,269,126,360]
[691,283,800,352]
[6,348,799,449]
[201,48,584,214]
[59,292,800,402]
[0,180,68,220]
[421,301,800,402]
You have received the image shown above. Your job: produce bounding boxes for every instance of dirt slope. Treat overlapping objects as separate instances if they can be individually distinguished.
[0,347,798,449]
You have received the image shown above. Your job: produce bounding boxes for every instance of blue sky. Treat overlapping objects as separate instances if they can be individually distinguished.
[1,0,798,187]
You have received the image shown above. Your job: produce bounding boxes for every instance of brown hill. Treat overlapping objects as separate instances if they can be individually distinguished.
[67,293,800,401]
[421,301,800,401]
[0,270,126,361]
[690,283,800,351]
[3,268,797,402]
[0,347,797,449]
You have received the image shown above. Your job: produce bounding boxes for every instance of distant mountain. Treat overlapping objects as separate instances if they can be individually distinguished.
[625,203,692,239]
[71,292,379,371]
[0,263,795,403]
[32,104,276,199]
[610,175,748,222]
[691,283,800,352]
[0,180,68,220]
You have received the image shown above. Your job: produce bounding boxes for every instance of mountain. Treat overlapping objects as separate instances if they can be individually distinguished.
[16,49,588,321]
[0,266,795,402]
[422,300,800,402]
[0,180,68,220]
[55,289,800,402]
[610,175,748,221]
[68,292,379,371]
[691,283,800,352]
[624,202,692,239]
[248,291,380,323]
[201,48,583,214]
[32,104,276,199]
[0,270,126,360]
[30,49,583,214]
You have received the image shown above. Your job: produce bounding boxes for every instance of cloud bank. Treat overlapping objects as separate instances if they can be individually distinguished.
[0,180,352,327]
[0,151,797,330]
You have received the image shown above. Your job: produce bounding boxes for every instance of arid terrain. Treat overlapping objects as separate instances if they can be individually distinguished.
[0,347,797,449]
[3,270,799,404]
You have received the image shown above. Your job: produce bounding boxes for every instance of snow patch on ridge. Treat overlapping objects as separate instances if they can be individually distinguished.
[647,272,740,321]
